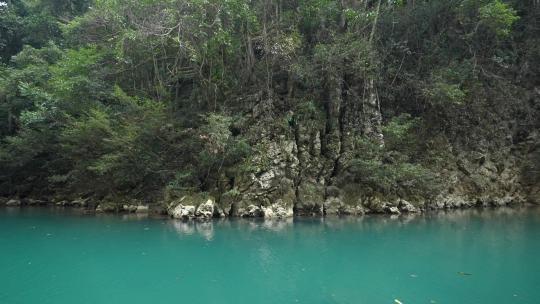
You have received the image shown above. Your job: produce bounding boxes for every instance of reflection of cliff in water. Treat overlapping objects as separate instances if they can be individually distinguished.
[171,220,214,240]
[166,206,539,241]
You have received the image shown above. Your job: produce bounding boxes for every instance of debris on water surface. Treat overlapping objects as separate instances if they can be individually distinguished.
[409,274,418,278]
[394,299,403,304]
[458,271,472,276]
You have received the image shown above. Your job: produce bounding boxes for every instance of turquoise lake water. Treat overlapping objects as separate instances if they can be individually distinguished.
[1,207,539,304]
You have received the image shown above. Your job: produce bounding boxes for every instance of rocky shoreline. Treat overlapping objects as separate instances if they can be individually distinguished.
[1,194,536,220]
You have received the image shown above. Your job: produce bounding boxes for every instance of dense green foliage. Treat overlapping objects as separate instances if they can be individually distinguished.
[0,0,538,204]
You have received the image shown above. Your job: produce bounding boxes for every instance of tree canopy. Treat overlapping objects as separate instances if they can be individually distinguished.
[0,0,538,207]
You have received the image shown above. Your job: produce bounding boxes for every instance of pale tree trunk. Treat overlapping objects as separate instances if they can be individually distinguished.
[363,0,384,146]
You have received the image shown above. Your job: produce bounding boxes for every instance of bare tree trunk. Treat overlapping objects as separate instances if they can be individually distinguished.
[363,0,384,146]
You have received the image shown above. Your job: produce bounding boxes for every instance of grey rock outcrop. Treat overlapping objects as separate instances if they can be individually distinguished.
[95,203,116,212]
[6,199,21,206]
[136,205,149,213]
[195,199,214,219]
[399,199,419,213]
[261,200,294,218]
[26,199,46,206]
[237,204,263,217]
[324,197,342,215]
[170,204,196,219]
[341,204,367,216]
[72,198,88,207]
[296,181,324,215]
[386,206,401,215]
[168,194,216,219]
[324,196,366,216]
[123,204,138,212]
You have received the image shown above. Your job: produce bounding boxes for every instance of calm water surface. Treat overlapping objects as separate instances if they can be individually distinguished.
[1,207,539,304]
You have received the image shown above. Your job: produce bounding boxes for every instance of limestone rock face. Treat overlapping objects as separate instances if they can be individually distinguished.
[26,199,46,206]
[123,204,138,212]
[386,206,401,215]
[296,181,324,215]
[170,204,196,219]
[261,200,294,218]
[95,203,116,213]
[168,194,216,219]
[6,199,21,206]
[322,197,366,216]
[428,194,472,209]
[324,197,342,215]
[135,205,149,213]
[528,186,540,205]
[228,136,298,215]
[428,147,536,210]
[343,204,367,216]
[364,197,386,213]
[399,199,419,213]
[55,199,88,207]
[237,204,263,217]
[72,198,88,207]
[195,199,214,219]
